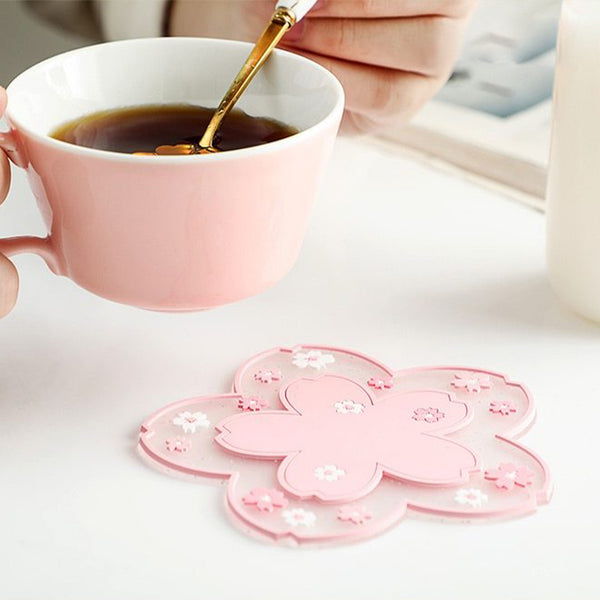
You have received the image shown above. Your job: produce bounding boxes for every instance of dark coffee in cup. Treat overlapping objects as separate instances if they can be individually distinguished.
[51,104,298,154]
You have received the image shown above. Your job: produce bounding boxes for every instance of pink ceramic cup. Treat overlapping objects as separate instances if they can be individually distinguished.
[0,37,344,311]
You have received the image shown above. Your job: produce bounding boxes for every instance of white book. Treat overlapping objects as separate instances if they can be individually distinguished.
[380,99,551,210]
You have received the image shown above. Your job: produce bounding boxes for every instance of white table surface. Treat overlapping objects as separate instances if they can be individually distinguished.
[1,137,598,600]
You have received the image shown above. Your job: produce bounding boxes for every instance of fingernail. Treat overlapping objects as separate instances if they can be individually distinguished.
[284,19,306,43]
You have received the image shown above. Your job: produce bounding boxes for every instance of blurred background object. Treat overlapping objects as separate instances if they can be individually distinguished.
[0,0,561,206]
[440,0,560,117]
[0,1,94,86]
[383,0,561,206]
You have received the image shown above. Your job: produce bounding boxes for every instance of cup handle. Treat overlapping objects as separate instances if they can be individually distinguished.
[0,133,62,279]
[0,235,60,273]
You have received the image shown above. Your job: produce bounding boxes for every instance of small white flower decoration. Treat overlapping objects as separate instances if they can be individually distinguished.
[253,368,282,384]
[454,487,488,508]
[334,399,365,414]
[314,464,346,482]
[292,350,335,370]
[282,508,317,527]
[451,373,492,393]
[172,411,210,433]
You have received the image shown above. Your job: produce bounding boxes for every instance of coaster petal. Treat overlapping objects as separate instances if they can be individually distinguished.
[139,394,247,478]
[233,345,394,409]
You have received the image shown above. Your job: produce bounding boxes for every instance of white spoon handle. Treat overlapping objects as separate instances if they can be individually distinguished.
[275,0,319,22]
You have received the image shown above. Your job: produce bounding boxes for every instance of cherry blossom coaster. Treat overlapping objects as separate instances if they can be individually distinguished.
[138,345,552,545]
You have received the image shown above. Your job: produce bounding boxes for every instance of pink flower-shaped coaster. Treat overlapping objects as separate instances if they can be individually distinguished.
[139,345,551,545]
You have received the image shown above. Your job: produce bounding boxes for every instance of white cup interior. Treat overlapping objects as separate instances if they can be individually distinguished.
[6,37,344,139]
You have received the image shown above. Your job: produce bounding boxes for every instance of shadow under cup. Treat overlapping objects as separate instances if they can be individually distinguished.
[2,37,344,311]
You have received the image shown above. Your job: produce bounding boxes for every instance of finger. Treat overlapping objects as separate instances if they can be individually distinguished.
[0,88,10,205]
[0,151,9,205]
[0,253,18,319]
[309,0,476,19]
[284,16,464,76]
[170,0,273,40]
[282,49,442,128]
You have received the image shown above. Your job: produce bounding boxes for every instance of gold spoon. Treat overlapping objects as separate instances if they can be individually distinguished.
[141,0,317,157]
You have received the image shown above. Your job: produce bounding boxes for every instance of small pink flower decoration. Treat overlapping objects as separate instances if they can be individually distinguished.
[489,400,517,416]
[451,373,492,393]
[412,407,445,423]
[254,368,282,384]
[485,463,535,490]
[337,505,373,525]
[165,437,191,453]
[238,396,268,412]
[367,377,394,390]
[242,487,288,512]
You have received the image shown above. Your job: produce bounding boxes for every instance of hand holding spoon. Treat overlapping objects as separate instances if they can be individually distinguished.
[147,0,318,156]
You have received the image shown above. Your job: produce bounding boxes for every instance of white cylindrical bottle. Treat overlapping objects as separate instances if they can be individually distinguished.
[547,0,600,321]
